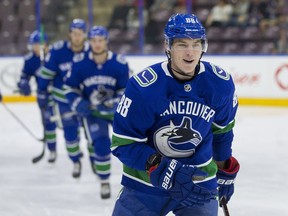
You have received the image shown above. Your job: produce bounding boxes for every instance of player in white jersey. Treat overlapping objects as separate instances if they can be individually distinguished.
[111,13,240,215]
[64,26,130,198]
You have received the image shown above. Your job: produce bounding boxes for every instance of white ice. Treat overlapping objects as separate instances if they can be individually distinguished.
[0,103,288,216]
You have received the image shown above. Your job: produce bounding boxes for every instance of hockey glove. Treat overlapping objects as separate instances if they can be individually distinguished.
[37,90,48,108]
[72,98,91,117]
[147,156,217,207]
[216,156,240,204]
[97,98,119,114]
[17,79,31,96]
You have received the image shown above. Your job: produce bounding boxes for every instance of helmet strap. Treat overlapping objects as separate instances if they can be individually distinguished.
[165,49,171,61]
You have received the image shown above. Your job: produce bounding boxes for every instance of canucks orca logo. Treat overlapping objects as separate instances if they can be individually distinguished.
[154,117,202,157]
[90,85,114,106]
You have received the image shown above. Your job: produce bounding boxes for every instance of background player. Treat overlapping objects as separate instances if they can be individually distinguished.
[37,19,89,178]
[17,30,57,163]
[64,26,130,199]
[111,13,240,215]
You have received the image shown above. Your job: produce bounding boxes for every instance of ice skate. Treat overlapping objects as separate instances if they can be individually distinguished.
[48,151,57,163]
[101,182,111,199]
[72,161,81,178]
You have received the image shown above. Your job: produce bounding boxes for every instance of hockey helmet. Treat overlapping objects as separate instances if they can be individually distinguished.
[88,26,109,40]
[69,19,86,32]
[28,30,48,44]
[164,13,208,52]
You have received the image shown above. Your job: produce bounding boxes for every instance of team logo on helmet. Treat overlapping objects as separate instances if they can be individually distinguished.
[88,26,109,40]
[28,30,48,44]
[164,13,208,52]
[154,116,202,157]
[69,19,86,32]
[164,13,206,40]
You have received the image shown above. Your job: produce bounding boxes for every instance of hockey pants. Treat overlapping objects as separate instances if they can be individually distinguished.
[83,116,112,180]
[54,103,81,162]
[41,106,56,152]
[112,187,218,216]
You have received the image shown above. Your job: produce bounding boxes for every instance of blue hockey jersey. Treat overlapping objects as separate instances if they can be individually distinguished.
[63,50,130,120]
[111,60,238,194]
[38,40,89,103]
[20,52,42,83]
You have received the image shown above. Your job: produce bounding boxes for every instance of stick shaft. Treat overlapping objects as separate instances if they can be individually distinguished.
[220,198,230,216]
[1,102,43,141]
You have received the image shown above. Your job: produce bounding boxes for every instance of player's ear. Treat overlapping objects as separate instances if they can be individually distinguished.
[164,40,171,59]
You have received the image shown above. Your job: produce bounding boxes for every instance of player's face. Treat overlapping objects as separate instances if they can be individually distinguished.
[69,29,86,48]
[170,38,202,80]
[90,36,107,54]
[32,43,48,56]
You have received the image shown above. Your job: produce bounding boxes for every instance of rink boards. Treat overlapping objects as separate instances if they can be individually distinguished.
[0,55,287,106]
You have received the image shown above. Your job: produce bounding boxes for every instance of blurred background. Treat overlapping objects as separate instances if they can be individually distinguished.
[0,0,287,56]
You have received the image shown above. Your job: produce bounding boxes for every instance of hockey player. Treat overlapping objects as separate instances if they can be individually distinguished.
[111,13,240,215]
[37,19,89,178]
[63,26,130,199]
[17,30,57,163]
[0,89,2,102]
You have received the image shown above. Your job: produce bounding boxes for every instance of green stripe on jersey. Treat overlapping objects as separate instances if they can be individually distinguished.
[111,134,135,149]
[212,119,235,135]
[40,68,56,80]
[122,158,218,186]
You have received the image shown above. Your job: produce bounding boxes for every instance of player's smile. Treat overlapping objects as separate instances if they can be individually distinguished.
[183,59,194,63]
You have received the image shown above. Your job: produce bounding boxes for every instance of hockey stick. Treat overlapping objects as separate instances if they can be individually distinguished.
[31,140,45,163]
[220,197,230,216]
[32,20,48,164]
[31,107,50,164]
[1,102,44,142]
[0,102,45,163]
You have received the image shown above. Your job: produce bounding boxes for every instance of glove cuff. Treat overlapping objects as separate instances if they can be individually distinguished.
[145,153,162,176]
[219,156,240,174]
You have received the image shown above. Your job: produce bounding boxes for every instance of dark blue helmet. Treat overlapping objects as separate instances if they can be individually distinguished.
[164,13,208,52]
[28,30,48,44]
[88,26,109,40]
[69,19,86,32]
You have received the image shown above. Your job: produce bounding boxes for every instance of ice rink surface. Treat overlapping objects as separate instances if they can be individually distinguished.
[0,103,288,216]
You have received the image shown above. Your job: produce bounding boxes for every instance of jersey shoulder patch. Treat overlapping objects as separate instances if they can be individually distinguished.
[133,67,158,87]
[209,62,230,81]
[24,52,33,61]
[116,54,127,65]
[73,52,85,63]
[44,52,51,62]
[52,40,65,50]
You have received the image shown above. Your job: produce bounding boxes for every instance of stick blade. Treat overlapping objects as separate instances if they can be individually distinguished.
[31,145,45,164]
